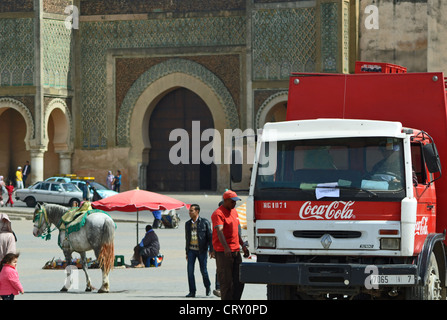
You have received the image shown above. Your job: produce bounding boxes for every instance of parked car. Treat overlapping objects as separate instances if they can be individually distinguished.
[45,176,118,200]
[70,180,118,200]
[45,176,72,183]
[16,181,83,207]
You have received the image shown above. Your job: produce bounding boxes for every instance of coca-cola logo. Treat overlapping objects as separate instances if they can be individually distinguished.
[415,216,429,235]
[299,201,355,220]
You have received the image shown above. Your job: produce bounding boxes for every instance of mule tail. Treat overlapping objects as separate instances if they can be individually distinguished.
[97,218,115,274]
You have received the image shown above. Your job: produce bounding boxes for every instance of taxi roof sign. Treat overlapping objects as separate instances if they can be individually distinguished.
[55,174,76,178]
[73,176,95,181]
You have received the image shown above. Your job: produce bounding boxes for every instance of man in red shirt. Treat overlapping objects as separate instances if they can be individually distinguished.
[211,190,249,300]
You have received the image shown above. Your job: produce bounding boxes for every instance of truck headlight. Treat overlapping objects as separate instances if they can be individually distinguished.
[257,236,276,249]
[380,238,400,250]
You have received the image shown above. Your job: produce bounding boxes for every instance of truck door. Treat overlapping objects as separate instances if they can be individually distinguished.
[411,143,436,253]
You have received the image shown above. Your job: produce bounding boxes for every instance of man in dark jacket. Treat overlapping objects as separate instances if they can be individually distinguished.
[185,204,213,297]
[133,225,160,268]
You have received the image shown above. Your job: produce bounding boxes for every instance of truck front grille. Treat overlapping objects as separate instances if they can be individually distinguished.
[293,230,362,239]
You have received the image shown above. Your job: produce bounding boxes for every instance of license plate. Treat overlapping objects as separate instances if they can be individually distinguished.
[370,275,415,285]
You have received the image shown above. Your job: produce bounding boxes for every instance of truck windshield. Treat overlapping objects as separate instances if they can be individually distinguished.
[255,137,405,201]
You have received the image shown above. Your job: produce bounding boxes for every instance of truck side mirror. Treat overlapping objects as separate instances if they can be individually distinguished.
[231,150,243,183]
[423,143,441,173]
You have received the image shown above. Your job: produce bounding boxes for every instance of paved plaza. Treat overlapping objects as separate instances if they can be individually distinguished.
[1,192,267,301]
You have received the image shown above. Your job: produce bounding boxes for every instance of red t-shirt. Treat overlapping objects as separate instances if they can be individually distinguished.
[211,205,240,252]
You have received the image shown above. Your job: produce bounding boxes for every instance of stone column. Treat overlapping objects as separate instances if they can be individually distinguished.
[58,151,72,175]
[29,0,46,185]
[30,148,45,184]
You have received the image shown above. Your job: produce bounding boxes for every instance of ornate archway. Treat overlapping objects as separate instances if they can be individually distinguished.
[0,97,34,149]
[44,98,74,175]
[120,59,239,191]
[148,87,217,191]
[256,91,288,129]
[45,98,73,152]
[0,98,34,182]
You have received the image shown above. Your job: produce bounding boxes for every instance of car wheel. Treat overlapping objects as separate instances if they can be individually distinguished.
[25,197,37,208]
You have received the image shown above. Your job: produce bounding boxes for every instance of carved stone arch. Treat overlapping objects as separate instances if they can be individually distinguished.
[117,58,240,147]
[119,58,240,190]
[0,97,34,149]
[255,91,289,129]
[44,98,73,152]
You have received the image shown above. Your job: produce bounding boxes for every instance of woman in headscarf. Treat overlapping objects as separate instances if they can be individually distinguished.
[106,171,114,190]
[0,213,16,261]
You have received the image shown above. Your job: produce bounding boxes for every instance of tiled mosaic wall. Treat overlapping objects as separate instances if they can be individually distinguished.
[0,18,34,86]
[321,2,338,72]
[43,0,74,14]
[79,0,246,15]
[37,0,346,150]
[0,0,350,153]
[80,15,246,148]
[252,6,317,80]
[42,19,73,89]
[0,0,33,13]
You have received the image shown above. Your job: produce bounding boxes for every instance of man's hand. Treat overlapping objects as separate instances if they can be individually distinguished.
[242,246,250,258]
[224,246,232,258]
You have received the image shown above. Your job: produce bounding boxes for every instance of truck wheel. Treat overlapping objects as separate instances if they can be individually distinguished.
[407,252,442,300]
[267,284,300,300]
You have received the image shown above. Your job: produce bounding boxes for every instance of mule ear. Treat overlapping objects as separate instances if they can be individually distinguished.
[35,203,41,210]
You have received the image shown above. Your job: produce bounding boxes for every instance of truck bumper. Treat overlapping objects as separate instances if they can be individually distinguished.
[240,262,419,287]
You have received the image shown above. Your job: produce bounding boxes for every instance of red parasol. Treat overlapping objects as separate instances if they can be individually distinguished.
[92,188,188,212]
[92,189,188,244]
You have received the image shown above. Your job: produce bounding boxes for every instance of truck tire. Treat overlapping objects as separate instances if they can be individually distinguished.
[267,284,299,300]
[406,252,442,300]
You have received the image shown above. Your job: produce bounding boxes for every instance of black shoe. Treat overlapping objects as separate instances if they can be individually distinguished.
[186,292,195,298]
[206,287,211,296]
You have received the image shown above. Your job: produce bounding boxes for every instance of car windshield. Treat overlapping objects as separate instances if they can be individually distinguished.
[63,183,80,192]
[29,182,41,189]
[89,181,108,190]
[255,136,405,201]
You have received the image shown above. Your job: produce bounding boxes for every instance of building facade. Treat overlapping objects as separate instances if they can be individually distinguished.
[0,0,445,192]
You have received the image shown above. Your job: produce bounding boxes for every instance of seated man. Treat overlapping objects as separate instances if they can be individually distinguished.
[365,142,404,191]
[370,144,402,182]
[132,225,160,268]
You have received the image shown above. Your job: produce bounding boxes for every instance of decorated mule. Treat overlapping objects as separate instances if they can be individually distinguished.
[32,202,116,293]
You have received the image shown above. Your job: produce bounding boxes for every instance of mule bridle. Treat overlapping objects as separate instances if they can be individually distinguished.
[33,207,56,240]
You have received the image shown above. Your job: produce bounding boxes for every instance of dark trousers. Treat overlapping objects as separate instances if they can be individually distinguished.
[187,249,211,294]
[1,294,15,300]
[215,251,244,300]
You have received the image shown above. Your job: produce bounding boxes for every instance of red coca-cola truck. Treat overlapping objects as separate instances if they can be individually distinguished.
[238,63,447,299]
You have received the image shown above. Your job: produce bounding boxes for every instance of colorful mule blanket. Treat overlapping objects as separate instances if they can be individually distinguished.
[59,202,98,234]
[57,202,114,249]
